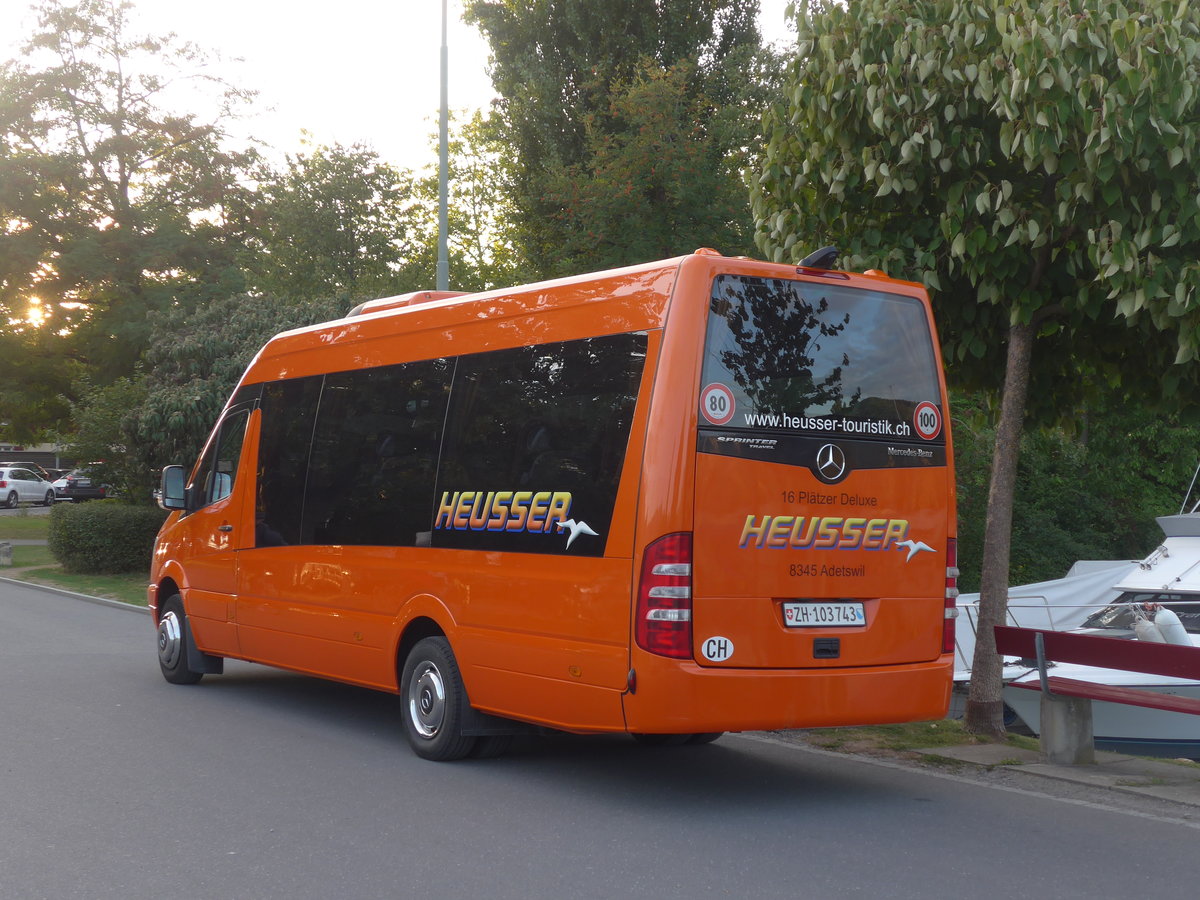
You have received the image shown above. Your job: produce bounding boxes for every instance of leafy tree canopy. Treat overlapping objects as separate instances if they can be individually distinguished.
[466,0,771,277]
[0,0,256,402]
[753,0,1200,407]
[751,0,1200,735]
[236,142,423,302]
[127,293,347,484]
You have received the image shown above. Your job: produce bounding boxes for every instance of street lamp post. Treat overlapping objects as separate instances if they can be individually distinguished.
[436,0,450,291]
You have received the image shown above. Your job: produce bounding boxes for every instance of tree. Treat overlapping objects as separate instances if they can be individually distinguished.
[58,376,147,501]
[237,142,423,302]
[407,111,524,292]
[0,0,255,391]
[465,0,769,277]
[751,0,1200,735]
[126,292,346,494]
[539,60,763,273]
[0,328,79,440]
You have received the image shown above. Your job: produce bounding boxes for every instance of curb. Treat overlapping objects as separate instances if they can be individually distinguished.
[0,575,150,615]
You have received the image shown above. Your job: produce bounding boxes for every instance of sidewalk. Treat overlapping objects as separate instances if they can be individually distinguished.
[919,742,1200,807]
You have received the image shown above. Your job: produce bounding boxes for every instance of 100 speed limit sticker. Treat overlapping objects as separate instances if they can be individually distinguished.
[913,401,942,440]
[701,383,735,426]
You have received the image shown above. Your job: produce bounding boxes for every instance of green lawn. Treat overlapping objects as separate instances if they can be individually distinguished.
[1,532,148,606]
[0,513,50,540]
[5,565,149,606]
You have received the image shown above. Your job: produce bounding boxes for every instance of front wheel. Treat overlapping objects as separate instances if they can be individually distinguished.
[4,491,16,509]
[400,637,477,761]
[43,490,55,507]
[157,594,204,685]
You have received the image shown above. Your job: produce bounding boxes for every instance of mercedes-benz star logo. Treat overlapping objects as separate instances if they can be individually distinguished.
[815,443,847,482]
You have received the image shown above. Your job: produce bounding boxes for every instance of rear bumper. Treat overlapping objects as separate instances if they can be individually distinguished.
[623,654,954,733]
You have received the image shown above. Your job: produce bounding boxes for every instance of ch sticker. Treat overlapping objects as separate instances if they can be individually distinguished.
[702,636,735,662]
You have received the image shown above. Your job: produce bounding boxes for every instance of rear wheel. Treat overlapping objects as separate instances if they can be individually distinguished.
[157,594,204,685]
[400,637,477,761]
[631,733,692,747]
[470,734,514,759]
[687,732,724,745]
[4,491,16,509]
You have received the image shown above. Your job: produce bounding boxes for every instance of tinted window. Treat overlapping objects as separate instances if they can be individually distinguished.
[701,276,943,441]
[257,376,322,546]
[302,359,452,546]
[434,333,647,556]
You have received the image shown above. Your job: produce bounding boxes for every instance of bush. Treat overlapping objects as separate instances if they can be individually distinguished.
[48,501,167,574]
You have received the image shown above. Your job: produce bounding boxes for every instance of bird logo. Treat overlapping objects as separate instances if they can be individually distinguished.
[557,518,599,549]
[896,539,935,562]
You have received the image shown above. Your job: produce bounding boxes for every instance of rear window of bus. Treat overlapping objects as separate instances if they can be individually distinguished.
[700,275,943,440]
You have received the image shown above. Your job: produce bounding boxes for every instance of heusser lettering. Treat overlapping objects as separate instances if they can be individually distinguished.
[434,490,574,535]
[738,514,911,552]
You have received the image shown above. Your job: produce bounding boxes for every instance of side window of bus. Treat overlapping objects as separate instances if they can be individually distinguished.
[256,376,323,546]
[435,333,647,556]
[190,407,251,511]
[302,358,453,546]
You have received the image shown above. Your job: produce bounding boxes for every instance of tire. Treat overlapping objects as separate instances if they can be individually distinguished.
[4,491,16,509]
[400,637,477,761]
[686,732,724,745]
[157,594,204,685]
[470,734,514,759]
[631,733,692,747]
[43,490,55,507]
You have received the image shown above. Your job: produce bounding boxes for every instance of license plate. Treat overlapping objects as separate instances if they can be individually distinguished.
[783,601,866,628]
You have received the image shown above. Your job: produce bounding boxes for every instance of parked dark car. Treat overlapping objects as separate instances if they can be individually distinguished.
[52,469,112,501]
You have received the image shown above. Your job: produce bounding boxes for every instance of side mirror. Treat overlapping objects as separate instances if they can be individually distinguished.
[159,466,187,511]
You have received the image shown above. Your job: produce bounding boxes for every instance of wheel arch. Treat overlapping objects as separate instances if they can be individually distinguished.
[395,615,448,689]
[152,573,184,621]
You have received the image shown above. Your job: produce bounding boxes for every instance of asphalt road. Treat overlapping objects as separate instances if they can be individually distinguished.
[4,579,1200,900]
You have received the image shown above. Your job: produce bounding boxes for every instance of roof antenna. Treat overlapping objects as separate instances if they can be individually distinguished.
[799,246,839,269]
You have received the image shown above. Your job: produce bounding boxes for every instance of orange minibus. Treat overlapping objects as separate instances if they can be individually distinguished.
[151,248,958,760]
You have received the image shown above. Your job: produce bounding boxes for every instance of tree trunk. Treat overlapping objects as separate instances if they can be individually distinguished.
[964,319,1036,737]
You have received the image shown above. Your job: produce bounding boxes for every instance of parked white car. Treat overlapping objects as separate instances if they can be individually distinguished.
[0,466,57,508]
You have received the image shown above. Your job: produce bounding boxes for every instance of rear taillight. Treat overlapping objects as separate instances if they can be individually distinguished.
[635,532,693,659]
[943,538,959,654]
[0,480,6,489]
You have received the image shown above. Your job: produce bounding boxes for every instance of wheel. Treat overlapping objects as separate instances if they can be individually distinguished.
[157,594,204,685]
[5,491,16,509]
[43,490,55,507]
[631,733,692,747]
[686,732,724,745]
[470,734,514,759]
[400,637,477,761]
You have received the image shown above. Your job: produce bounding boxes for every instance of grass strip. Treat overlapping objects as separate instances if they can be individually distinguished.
[5,565,148,607]
[0,513,51,540]
[802,719,1040,754]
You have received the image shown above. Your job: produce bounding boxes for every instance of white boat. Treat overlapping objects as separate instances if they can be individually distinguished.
[1001,514,1200,758]
[953,559,1138,683]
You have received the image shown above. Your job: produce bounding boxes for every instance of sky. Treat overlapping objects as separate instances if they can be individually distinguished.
[0,0,798,171]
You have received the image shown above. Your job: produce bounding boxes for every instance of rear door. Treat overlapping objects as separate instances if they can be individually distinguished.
[11,469,40,503]
[692,274,952,669]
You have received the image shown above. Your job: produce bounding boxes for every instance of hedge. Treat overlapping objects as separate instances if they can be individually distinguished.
[48,502,168,575]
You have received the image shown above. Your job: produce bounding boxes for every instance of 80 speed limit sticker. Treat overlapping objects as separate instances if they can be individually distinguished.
[913,401,942,440]
[701,383,735,426]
